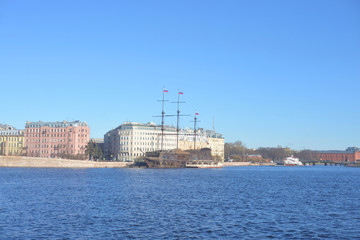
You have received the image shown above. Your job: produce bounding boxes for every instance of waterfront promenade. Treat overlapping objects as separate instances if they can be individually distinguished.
[0,156,130,168]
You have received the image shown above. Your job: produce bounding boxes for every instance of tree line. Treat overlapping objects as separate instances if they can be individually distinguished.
[225,141,315,162]
[85,140,103,161]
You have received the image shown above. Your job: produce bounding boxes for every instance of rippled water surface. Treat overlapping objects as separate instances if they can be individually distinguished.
[0,166,359,239]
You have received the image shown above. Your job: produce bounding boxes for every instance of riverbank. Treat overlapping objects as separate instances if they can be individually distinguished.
[0,156,130,168]
[0,157,279,168]
[222,162,276,167]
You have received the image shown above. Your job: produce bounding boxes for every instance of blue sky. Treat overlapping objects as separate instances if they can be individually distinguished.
[1,0,359,150]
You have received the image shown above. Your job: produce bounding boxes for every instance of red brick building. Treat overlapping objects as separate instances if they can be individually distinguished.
[25,121,90,158]
[315,147,360,163]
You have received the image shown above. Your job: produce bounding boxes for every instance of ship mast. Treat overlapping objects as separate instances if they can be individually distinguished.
[193,112,199,150]
[173,90,185,149]
[160,89,168,150]
[154,88,188,151]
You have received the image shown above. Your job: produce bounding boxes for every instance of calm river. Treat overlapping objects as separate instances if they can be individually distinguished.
[0,166,359,239]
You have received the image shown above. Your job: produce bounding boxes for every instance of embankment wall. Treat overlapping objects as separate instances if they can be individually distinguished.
[0,156,130,168]
[223,162,276,167]
[223,162,251,166]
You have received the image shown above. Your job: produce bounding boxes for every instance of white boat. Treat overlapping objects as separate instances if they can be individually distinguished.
[283,156,303,166]
[185,160,223,168]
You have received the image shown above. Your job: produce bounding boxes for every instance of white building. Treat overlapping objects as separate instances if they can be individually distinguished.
[104,122,177,161]
[104,122,225,161]
[177,128,224,160]
[205,130,225,160]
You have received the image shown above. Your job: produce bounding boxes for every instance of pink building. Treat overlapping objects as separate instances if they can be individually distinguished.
[25,121,90,159]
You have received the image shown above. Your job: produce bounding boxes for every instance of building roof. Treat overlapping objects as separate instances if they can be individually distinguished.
[205,130,224,139]
[316,147,360,154]
[0,124,16,130]
[25,120,88,128]
[0,129,24,136]
[91,138,104,143]
[106,121,224,138]
[346,147,360,152]
[110,122,176,132]
[316,150,358,154]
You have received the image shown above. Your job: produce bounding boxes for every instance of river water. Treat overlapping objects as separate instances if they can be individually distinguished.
[0,166,359,239]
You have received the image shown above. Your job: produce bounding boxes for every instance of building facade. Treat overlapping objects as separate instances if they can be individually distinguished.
[178,128,209,150]
[204,130,225,160]
[104,122,225,161]
[0,124,25,156]
[104,122,177,161]
[25,121,90,159]
[178,128,225,160]
[315,147,360,163]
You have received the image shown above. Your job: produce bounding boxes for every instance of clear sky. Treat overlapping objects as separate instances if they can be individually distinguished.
[1,0,359,150]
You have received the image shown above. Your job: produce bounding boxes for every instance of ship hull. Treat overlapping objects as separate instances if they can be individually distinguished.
[144,148,214,169]
[185,165,223,169]
[144,157,187,168]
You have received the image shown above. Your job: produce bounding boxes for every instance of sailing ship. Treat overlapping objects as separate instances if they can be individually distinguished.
[144,89,222,168]
[144,148,214,168]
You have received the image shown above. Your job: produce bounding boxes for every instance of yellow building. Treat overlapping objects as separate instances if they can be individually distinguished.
[0,124,25,156]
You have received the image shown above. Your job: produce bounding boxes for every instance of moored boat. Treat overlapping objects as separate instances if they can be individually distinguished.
[283,156,303,166]
[185,160,223,168]
[144,148,219,168]
[144,149,190,168]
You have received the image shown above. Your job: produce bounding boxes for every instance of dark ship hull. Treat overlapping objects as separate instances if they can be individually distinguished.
[144,157,188,168]
[144,148,213,168]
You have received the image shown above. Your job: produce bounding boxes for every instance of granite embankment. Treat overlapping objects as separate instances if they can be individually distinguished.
[222,162,251,166]
[0,156,130,168]
[222,162,276,166]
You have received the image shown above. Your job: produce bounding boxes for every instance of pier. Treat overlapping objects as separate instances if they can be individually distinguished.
[302,160,351,167]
